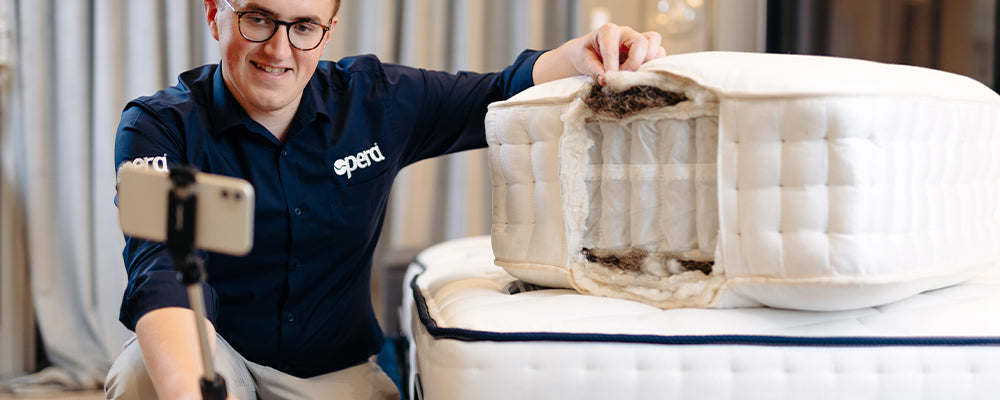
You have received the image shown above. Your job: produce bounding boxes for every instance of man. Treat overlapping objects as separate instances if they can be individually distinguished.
[106,0,666,398]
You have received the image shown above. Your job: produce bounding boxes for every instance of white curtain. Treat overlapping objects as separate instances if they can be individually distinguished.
[0,0,580,393]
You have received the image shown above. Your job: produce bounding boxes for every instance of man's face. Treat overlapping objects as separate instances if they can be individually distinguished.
[207,0,337,120]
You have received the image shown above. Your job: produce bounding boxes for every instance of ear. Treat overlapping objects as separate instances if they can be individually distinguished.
[204,0,220,40]
[319,17,338,48]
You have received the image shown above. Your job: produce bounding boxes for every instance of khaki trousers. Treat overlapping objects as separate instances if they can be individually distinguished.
[105,335,400,400]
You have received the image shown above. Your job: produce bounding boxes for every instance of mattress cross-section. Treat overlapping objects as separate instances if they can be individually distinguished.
[486,51,1000,310]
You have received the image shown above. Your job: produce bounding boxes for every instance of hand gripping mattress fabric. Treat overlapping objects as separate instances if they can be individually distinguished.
[402,236,1000,400]
[485,51,1000,310]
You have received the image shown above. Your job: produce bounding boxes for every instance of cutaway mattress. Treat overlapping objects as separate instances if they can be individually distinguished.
[402,236,1000,400]
[486,51,1000,310]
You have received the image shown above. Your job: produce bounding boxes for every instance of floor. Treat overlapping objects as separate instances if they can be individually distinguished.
[0,250,415,400]
[0,389,103,400]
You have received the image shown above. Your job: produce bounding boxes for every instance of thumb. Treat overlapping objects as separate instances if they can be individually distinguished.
[582,53,608,85]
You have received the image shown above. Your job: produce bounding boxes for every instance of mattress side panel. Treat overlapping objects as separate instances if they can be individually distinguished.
[719,95,1000,288]
[410,329,1000,400]
[487,102,570,285]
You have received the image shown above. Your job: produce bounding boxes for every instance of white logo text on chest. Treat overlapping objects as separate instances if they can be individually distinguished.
[333,143,385,179]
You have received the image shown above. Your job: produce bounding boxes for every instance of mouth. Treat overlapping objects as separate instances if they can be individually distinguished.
[251,60,291,75]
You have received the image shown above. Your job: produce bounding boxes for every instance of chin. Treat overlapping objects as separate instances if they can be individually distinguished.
[249,92,297,112]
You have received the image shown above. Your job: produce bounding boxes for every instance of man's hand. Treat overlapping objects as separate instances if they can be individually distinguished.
[533,23,667,86]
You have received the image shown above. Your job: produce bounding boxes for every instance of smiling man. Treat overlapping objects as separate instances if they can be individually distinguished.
[106,0,665,399]
[214,0,336,140]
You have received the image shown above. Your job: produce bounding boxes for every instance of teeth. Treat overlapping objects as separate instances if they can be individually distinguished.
[255,62,286,74]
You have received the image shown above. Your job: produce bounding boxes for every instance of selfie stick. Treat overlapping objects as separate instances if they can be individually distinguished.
[166,165,228,400]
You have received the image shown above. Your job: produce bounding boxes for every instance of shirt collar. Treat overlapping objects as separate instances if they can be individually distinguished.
[209,64,331,141]
[303,72,331,122]
[211,65,255,134]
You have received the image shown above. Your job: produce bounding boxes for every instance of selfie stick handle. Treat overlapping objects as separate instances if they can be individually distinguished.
[166,166,228,400]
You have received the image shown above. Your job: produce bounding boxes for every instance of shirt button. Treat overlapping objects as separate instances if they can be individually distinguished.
[293,208,302,216]
[287,313,295,323]
[280,150,288,157]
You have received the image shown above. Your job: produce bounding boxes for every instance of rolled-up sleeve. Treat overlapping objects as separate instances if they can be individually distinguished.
[114,103,219,331]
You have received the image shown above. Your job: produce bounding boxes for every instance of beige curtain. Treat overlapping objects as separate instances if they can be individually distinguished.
[375,0,579,253]
[0,0,580,393]
[0,0,220,390]
[0,0,34,380]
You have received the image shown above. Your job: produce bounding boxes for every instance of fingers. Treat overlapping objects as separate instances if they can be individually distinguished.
[586,24,667,84]
[641,32,665,63]
[595,25,623,76]
[620,29,667,70]
[621,30,649,72]
[582,51,607,85]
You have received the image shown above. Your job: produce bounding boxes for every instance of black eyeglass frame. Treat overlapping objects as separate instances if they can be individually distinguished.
[221,0,332,51]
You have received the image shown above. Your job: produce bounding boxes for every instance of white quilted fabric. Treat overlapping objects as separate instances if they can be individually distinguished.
[402,236,1000,400]
[486,51,1000,310]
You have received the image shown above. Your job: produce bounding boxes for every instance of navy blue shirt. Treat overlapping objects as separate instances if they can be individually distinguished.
[114,51,542,378]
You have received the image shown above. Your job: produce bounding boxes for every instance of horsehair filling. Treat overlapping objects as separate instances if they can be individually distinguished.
[582,248,714,276]
[584,85,689,118]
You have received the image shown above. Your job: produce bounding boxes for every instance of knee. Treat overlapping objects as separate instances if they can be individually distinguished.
[104,338,157,400]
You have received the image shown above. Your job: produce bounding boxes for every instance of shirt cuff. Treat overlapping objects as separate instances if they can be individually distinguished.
[120,262,219,331]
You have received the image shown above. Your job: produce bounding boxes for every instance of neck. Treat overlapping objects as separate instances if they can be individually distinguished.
[220,69,301,143]
[247,104,297,143]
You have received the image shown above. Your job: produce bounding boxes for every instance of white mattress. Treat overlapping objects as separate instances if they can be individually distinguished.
[401,236,1000,400]
[486,51,1000,310]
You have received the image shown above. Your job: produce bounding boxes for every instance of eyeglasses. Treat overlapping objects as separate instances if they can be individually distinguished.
[221,0,331,51]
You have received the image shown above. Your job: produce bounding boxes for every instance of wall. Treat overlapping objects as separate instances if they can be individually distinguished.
[581,0,767,54]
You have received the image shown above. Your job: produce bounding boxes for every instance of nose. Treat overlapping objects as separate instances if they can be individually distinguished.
[262,24,293,59]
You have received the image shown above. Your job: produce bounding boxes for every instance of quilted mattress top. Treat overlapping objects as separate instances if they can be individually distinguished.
[494,52,1000,106]
[637,51,999,100]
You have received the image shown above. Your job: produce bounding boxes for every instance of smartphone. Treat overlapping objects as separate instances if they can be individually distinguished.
[117,164,255,256]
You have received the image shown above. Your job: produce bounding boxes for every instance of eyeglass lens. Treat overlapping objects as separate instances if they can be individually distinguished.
[239,12,325,50]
